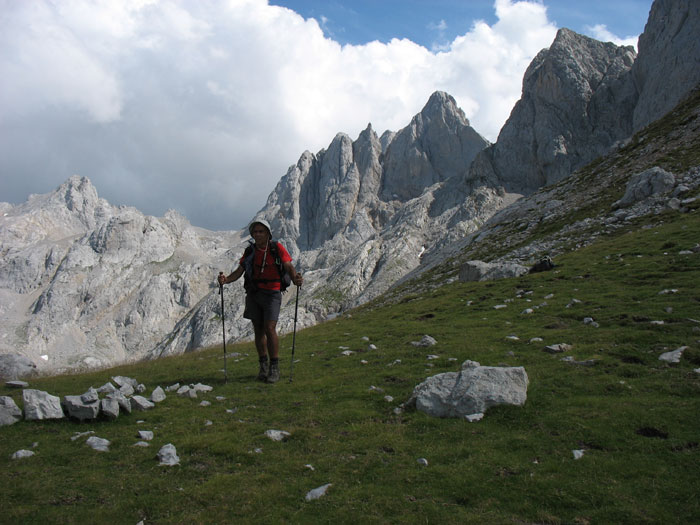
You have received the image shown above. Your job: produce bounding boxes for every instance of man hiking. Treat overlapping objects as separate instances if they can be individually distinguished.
[218,219,303,383]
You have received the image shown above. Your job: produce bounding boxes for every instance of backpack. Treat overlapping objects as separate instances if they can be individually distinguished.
[242,240,292,293]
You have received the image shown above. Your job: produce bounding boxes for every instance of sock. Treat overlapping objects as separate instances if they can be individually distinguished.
[270,358,279,366]
[259,356,269,363]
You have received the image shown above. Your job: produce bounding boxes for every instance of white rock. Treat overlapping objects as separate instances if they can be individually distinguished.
[11,450,35,459]
[137,430,154,441]
[417,458,429,467]
[86,436,111,452]
[305,483,332,501]
[158,443,180,466]
[465,413,484,422]
[659,346,688,364]
[572,449,585,460]
[265,429,291,442]
[150,386,166,402]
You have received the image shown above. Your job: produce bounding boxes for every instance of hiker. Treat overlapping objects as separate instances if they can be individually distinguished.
[217,219,303,383]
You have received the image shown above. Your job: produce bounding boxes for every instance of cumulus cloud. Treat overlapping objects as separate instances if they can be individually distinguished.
[585,24,639,48]
[0,0,567,230]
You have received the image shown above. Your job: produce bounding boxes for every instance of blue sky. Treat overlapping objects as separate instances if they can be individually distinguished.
[0,0,654,231]
[269,0,651,49]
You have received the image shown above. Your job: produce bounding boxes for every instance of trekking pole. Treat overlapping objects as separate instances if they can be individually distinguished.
[289,284,300,383]
[218,273,228,384]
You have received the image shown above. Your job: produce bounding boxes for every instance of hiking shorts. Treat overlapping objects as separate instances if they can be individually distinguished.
[244,289,282,323]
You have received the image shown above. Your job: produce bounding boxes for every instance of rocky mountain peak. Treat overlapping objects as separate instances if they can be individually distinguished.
[482,27,637,194]
[380,90,489,202]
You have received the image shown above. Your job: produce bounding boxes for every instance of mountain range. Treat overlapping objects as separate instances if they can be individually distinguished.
[1,0,698,376]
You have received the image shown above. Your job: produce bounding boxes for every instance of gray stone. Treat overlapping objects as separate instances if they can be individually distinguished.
[100,397,120,420]
[157,443,180,466]
[0,395,22,426]
[305,483,332,502]
[459,260,528,282]
[137,430,154,441]
[96,382,117,394]
[86,436,110,452]
[11,450,35,459]
[265,429,291,442]
[614,167,675,209]
[0,354,37,380]
[119,383,135,397]
[407,360,529,418]
[63,395,100,421]
[659,346,688,364]
[107,390,131,414]
[411,335,437,347]
[80,387,99,404]
[130,395,155,411]
[112,376,138,389]
[544,343,573,354]
[5,380,29,388]
[150,386,166,403]
[22,389,64,421]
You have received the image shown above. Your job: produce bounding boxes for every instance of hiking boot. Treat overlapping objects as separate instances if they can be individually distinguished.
[267,361,280,383]
[257,359,269,382]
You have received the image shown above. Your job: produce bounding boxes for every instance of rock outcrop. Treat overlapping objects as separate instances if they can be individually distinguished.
[631,0,700,132]
[477,28,638,194]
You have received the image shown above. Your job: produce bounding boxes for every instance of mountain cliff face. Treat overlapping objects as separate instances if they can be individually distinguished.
[632,0,700,132]
[2,0,699,375]
[477,28,638,194]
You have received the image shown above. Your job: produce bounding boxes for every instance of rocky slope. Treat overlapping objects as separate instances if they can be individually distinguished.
[1,0,699,375]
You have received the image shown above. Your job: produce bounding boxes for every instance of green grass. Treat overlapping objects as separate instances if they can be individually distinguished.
[2,208,699,524]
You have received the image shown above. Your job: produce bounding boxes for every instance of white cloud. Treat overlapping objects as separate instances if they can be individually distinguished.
[586,24,638,49]
[0,0,563,230]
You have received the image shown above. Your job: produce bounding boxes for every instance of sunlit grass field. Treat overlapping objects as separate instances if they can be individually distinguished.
[2,205,699,524]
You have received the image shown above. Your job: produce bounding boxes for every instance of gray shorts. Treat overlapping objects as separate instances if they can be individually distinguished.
[244,290,282,323]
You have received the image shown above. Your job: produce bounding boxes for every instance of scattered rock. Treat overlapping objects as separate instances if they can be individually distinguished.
[572,449,585,460]
[659,346,687,363]
[465,413,484,423]
[63,394,100,421]
[130,395,155,411]
[406,360,529,418]
[459,260,528,282]
[137,430,154,441]
[411,335,437,347]
[5,380,29,388]
[417,458,429,467]
[305,483,332,501]
[0,354,38,380]
[11,450,35,459]
[86,436,111,452]
[150,386,166,403]
[157,443,180,466]
[0,396,22,426]
[22,389,64,421]
[544,343,573,354]
[265,429,291,442]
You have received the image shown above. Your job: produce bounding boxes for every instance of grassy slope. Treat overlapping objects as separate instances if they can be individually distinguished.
[2,92,700,524]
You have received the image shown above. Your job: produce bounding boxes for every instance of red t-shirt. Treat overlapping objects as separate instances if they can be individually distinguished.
[239,242,292,291]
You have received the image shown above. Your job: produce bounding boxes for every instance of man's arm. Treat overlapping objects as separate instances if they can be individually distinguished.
[283,261,303,286]
[218,265,244,285]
